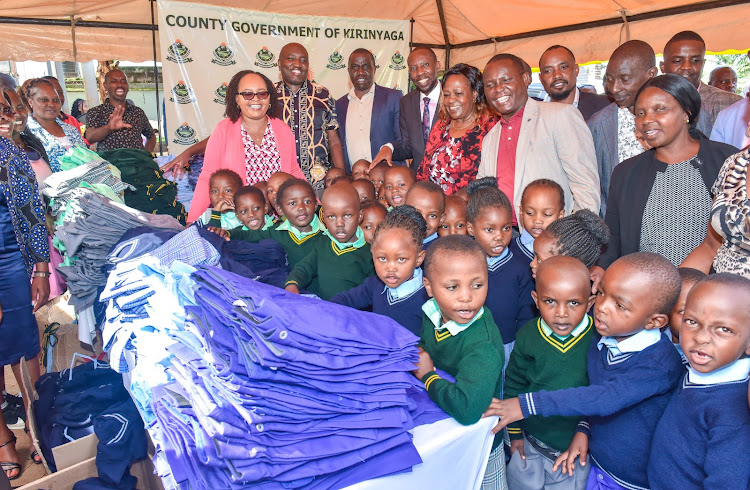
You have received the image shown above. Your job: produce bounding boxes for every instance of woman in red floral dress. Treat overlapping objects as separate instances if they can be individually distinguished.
[417,64,498,195]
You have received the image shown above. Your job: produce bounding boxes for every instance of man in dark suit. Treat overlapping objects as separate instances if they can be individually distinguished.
[336,48,403,172]
[371,47,441,170]
[538,45,610,122]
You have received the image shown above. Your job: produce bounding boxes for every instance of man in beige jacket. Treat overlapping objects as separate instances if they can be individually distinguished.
[477,54,600,224]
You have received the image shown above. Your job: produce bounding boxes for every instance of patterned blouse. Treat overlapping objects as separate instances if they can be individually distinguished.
[241,123,281,185]
[417,116,498,195]
[26,117,87,172]
[0,138,50,277]
[711,148,750,277]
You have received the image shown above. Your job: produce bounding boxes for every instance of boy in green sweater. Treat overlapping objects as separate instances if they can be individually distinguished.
[412,235,507,490]
[504,256,596,490]
[284,182,374,300]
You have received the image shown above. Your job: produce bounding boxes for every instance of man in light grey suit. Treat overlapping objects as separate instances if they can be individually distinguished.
[371,47,441,171]
[587,40,658,218]
[477,54,600,225]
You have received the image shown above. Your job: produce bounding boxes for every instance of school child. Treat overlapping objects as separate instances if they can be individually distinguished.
[485,252,685,490]
[668,268,706,363]
[377,185,388,207]
[352,178,377,202]
[228,178,324,273]
[284,182,374,300]
[331,205,429,335]
[266,171,294,217]
[351,159,371,180]
[405,181,445,249]
[648,273,750,488]
[324,167,348,188]
[466,178,535,369]
[369,161,388,193]
[251,180,271,216]
[438,195,468,237]
[412,235,507,490]
[383,166,415,209]
[513,179,565,261]
[530,211,609,280]
[197,169,243,229]
[230,185,274,231]
[505,256,596,490]
[359,199,387,244]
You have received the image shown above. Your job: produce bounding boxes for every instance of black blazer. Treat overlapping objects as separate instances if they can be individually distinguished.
[577,91,612,122]
[599,136,738,268]
[391,87,440,170]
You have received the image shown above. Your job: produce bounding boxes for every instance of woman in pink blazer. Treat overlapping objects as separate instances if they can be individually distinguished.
[188,70,303,222]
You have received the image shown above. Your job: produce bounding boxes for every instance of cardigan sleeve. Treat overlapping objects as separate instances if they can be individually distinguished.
[188,118,232,222]
[270,118,304,180]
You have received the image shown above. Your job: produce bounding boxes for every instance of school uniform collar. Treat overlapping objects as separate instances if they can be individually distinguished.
[324,226,366,250]
[275,214,321,239]
[486,247,511,270]
[385,268,424,300]
[422,299,484,337]
[540,315,590,340]
[687,358,750,385]
[597,328,661,356]
[519,229,535,253]
[423,232,439,247]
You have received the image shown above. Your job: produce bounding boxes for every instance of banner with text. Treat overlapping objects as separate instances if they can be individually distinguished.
[157,0,410,154]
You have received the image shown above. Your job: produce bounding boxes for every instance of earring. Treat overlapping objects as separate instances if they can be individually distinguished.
[685,117,689,123]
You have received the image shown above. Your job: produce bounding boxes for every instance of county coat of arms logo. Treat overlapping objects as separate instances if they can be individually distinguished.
[213,83,228,104]
[166,40,192,63]
[388,51,406,70]
[325,51,346,70]
[254,47,277,68]
[173,123,198,145]
[169,81,195,104]
[211,43,236,66]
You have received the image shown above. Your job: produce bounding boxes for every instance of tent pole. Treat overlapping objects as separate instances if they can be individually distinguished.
[409,18,415,52]
[150,0,163,155]
[435,0,451,68]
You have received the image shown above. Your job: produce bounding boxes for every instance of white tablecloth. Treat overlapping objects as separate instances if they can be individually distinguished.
[346,416,499,490]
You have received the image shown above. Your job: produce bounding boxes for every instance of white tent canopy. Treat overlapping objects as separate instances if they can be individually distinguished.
[0,0,748,68]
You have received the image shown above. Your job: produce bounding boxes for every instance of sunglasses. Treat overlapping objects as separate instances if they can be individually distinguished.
[238,91,270,101]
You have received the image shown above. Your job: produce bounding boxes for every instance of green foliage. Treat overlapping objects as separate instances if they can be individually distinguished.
[714,54,750,79]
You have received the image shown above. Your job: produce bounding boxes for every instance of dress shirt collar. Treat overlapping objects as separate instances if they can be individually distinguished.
[420,82,442,106]
[597,328,661,355]
[422,299,484,337]
[385,268,424,299]
[348,83,376,102]
[423,232,439,247]
[486,247,510,269]
[323,225,366,250]
[499,106,525,127]
[687,358,750,385]
[519,228,535,253]
[275,214,321,239]
[543,87,580,108]
[540,315,591,339]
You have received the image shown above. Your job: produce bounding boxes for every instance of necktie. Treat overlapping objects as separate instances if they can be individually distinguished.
[422,99,431,144]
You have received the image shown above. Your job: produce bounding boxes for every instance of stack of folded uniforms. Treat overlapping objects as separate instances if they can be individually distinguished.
[34,360,147,488]
[54,188,184,344]
[99,148,187,225]
[101,256,431,490]
[42,157,133,216]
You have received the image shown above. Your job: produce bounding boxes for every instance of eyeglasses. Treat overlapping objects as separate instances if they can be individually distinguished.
[238,91,270,100]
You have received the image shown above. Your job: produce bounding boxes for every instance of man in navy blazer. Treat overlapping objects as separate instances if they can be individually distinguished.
[372,47,441,170]
[336,48,403,172]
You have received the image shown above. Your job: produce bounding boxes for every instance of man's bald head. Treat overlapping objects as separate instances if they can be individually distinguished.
[609,40,656,72]
[409,47,437,64]
[605,40,658,109]
[280,42,308,58]
[709,66,738,93]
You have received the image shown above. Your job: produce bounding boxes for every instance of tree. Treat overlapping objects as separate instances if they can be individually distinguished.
[714,53,750,79]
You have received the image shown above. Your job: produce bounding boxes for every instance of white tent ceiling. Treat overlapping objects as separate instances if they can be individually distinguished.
[0,0,748,68]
